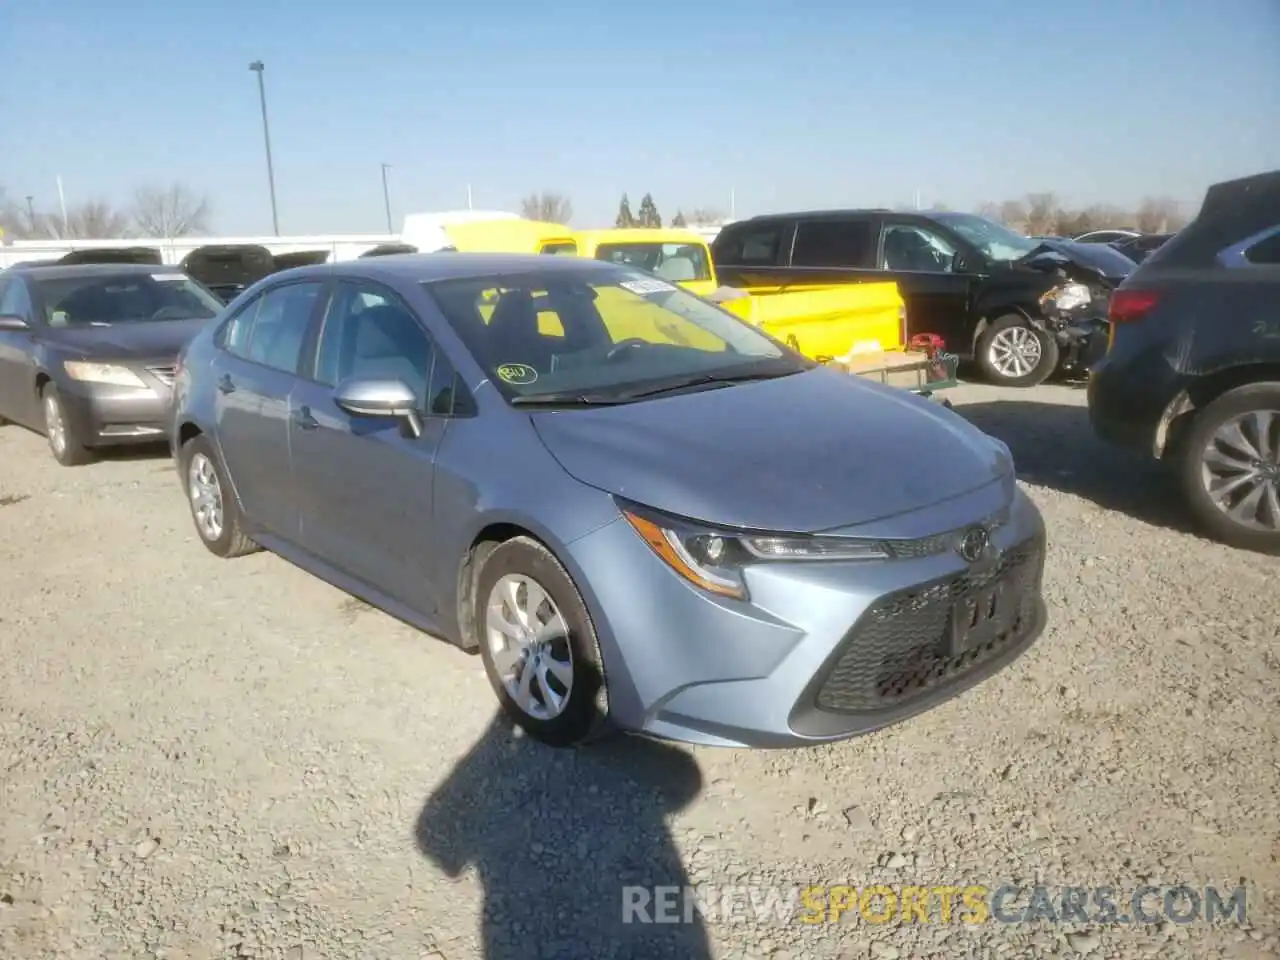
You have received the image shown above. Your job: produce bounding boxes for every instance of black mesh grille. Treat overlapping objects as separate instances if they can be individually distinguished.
[814,540,1041,714]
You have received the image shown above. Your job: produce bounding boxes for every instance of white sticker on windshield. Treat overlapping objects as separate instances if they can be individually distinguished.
[151,273,184,281]
[619,278,675,296]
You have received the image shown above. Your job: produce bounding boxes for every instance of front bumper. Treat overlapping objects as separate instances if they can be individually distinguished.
[60,370,175,448]
[566,485,1048,748]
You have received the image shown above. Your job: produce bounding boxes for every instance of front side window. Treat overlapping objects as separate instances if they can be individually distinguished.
[593,242,713,283]
[424,267,806,403]
[33,272,224,327]
[881,223,959,273]
[223,281,323,374]
[791,218,875,268]
[314,281,436,407]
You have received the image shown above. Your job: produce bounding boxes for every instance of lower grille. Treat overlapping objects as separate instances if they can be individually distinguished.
[147,364,177,387]
[814,540,1041,714]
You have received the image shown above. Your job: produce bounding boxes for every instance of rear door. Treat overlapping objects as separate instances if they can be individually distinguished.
[875,217,975,349]
[211,279,328,540]
[288,279,458,614]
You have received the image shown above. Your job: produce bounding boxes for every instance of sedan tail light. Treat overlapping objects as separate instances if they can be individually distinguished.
[1108,289,1159,324]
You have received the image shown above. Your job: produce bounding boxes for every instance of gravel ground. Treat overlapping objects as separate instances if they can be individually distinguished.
[1,381,1277,960]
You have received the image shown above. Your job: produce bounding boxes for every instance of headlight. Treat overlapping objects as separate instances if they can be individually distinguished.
[620,506,891,601]
[63,361,146,388]
[1039,282,1092,313]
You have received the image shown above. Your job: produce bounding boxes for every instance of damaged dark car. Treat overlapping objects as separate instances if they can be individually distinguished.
[711,209,1135,387]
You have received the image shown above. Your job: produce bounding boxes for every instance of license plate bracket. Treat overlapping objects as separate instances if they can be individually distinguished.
[949,578,1021,656]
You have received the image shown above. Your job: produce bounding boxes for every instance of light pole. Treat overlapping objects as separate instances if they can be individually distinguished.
[24,196,35,223]
[380,163,393,233]
[248,60,280,236]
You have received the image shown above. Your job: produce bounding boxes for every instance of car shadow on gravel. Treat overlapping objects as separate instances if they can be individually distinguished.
[415,714,710,960]
[958,400,1196,533]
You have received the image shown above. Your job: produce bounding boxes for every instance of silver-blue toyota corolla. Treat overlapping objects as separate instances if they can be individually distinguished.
[171,253,1047,748]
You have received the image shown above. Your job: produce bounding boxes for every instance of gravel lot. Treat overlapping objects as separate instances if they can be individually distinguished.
[1,381,1277,960]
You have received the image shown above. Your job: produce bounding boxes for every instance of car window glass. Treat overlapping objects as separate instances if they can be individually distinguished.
[1246,229,1280,265]
[539,241,577,255]
[881,224,958,273]
[791,219,875,268]
[315,282,436,408]
[0,278,32,319]
[594,242,713,283]
[715,225,784,266]
[239,282,323,374]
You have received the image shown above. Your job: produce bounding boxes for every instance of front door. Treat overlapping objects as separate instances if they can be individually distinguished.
[289,280,455,615]
[0,277,40,426]
[211,279,327,540]
[876,219,975,351]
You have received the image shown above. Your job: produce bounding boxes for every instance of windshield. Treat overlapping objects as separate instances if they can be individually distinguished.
[593,242,713,283]
[33,272,224,326]
[931,213,1040,262]
[423,268,804,402]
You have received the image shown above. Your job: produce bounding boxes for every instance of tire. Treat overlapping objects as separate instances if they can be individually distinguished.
[1177,382,1280,555]
[178,434,260,559]
[474,536,611,747]
[977,314,1060,388]
[41,384,94,466]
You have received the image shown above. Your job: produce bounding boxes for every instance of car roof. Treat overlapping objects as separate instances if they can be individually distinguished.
[728,209,894,225]
[280,252,630,284]
[4,262,184,281]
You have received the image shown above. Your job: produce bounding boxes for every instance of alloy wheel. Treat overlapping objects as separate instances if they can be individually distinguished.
[484,573,574,720]
[1200,409,1280,532]
[44,394,67,457]
[188,452,225,542]
[988,326,1044,379]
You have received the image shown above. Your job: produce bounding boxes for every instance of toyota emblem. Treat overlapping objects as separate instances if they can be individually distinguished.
[958,526,990,563]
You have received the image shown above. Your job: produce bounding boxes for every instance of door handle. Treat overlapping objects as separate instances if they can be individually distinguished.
[292,406,319,430]
[216,374,236,395]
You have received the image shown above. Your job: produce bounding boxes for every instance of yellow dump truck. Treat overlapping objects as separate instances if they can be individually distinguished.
[440,220,958,396]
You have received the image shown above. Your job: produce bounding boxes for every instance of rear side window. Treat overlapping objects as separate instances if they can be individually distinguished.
[791,218,875,268]
[539,242,578,255]
[712,224,785,266]
[0,278,32,320]
[221,281,324,374]
[1246,229,1280,265]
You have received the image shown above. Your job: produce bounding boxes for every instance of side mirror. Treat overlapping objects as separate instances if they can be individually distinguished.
[333,378,423,438]
[0,314,29,331]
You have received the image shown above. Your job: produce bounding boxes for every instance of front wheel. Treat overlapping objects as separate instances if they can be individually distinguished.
[41,384,94,466]
[1177,383,1280,554]
[475,537,611,747]
[179,435,260,559]
[977,314,1059,388]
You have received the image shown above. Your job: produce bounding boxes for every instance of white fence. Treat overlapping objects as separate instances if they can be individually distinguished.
[0,216,726,269]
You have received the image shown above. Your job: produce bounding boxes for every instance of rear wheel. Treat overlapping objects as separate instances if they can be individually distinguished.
[179,434,260,558]
[41,384,94,466]
[977,314,1059,388]
[1178,382,1280,554]
[475,537,611,747]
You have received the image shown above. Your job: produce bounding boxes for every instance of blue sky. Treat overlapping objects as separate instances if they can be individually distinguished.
[4,0,1278,236]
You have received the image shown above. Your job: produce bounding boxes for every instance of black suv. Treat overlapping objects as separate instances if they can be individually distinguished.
[1088,169,1280,554]
[711,209,1135,387]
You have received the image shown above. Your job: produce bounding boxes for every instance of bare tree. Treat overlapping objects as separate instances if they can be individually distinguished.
[34,201,134,240]
[687,208,725,226]
[520,192,572,224]
[1134,196,1187,234]
[1023,193,1059,236]
[133,183,211,237]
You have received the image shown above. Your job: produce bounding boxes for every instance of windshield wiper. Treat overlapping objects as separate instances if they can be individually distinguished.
[509,392,628,407]
[616,367,802,401]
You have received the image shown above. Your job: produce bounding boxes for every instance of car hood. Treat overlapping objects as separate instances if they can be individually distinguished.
[1019,239,1136,286]
[40,318,214,360]
[529,368,1011,533]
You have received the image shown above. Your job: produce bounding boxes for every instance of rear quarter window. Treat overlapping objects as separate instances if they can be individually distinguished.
[712,223,786,266]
